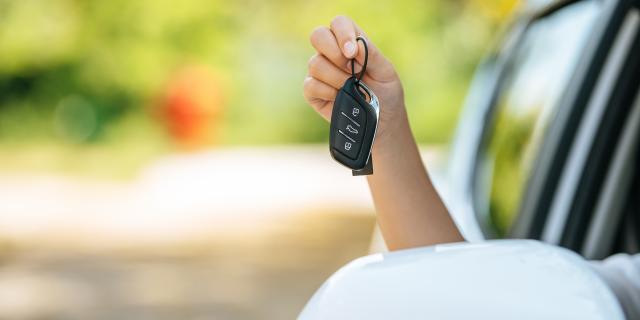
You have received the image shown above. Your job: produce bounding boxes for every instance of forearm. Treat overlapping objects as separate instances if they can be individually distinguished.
[303,16,463,250]
[367,107,464,251]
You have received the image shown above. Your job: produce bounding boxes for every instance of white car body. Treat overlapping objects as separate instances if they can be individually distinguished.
[301,0,640,318]
[299,240,623,319]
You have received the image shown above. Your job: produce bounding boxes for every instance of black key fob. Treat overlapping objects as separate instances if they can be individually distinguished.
[329,77,380,175]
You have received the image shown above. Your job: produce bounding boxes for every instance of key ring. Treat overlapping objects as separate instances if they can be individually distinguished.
[350,36,368,83]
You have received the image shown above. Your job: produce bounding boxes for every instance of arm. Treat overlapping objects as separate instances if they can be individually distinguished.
[303,16,463,250]
[368,114,464,250]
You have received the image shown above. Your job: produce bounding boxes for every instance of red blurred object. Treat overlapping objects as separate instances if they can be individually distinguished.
[162,65,224,148]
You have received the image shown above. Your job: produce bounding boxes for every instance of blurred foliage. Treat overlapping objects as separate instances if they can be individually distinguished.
[473,1,598,236]
[486,110,537,236]
[0,0,518,176]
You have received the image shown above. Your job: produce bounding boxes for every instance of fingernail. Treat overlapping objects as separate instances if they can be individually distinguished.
[344,41,356,57]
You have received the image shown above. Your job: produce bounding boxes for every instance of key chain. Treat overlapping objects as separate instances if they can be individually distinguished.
[351,36,368,85]
[328,36,380,176]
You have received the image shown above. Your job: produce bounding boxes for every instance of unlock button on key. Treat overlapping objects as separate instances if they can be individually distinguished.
[333,130,361,159]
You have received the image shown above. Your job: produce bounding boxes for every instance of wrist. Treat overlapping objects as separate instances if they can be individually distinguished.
[372,106,414,159]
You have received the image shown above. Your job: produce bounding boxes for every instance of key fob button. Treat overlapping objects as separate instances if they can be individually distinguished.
[344,105,365,126]
[335,95,365,141]
[333,130,361,159]
[329,76,379,174]
[335,113,362,141]
[350,106,361,120]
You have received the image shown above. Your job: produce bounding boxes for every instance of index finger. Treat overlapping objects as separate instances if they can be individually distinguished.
[310,26,350,73]
[330,15,359,59]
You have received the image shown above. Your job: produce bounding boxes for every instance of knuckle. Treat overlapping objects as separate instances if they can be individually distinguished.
[330,15,354,39]
[330,15,349,27]
[310,26,328,43]
[368,47,379,61]
[307,54,317,69]
[303,77,315,92]
[307,55,322,75]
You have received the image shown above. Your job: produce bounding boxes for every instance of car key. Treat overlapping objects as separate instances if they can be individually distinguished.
[329,37,380,176]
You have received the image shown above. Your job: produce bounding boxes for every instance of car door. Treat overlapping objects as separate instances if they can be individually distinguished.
[448,0,640,257]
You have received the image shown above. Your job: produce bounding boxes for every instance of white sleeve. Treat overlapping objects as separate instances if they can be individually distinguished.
[590,253,640,320]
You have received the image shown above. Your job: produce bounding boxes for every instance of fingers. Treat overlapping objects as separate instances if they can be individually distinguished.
[310,26,349,73]
[303,76,337,101]
[328,16,387,77]
[330,15,358,59]
[303,77,335,121]
[311,16,396,82]
[307,54,350,89]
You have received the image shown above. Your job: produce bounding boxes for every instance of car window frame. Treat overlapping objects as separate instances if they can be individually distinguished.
[561,5,640,254]
[467,0,624,240]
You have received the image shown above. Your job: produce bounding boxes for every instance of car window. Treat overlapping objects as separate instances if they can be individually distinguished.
[474,1,601,237]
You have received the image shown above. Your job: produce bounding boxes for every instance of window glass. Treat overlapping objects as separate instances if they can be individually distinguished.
[475,1,600,236]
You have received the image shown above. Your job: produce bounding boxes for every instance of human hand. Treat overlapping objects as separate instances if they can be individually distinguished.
[303,15,408,150]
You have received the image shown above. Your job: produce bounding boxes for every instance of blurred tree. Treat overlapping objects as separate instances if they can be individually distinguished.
[0,0,519,152]
[162,65,224,148]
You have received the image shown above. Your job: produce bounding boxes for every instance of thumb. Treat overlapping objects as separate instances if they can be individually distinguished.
[351,35,396,82]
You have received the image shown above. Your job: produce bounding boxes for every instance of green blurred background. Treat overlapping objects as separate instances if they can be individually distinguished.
[0,0,516,178]
[0,1,519,318]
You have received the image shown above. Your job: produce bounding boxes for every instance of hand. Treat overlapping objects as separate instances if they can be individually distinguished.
[303,15,408,150]
[304,16,463,249]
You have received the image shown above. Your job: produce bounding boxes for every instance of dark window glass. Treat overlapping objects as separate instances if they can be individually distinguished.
[475,1,600,236]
